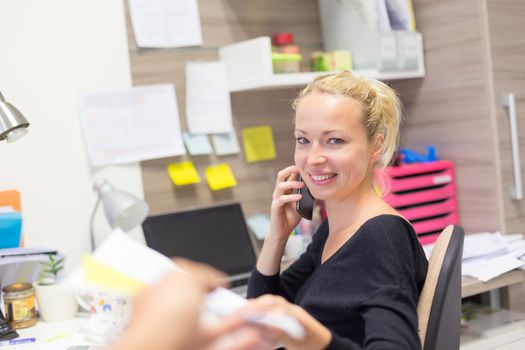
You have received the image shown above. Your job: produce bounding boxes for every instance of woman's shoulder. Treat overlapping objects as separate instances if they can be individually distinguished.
[358,214,419,247]
[362,214,414,233]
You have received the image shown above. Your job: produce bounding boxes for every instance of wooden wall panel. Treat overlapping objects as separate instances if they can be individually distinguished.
[124,0,321,217]
[390,0,503,233]
[486,0,525,234]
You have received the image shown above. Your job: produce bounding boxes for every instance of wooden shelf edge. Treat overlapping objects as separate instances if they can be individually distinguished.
[220,36,426,93]
[462,270,525,298]
[228,69,426,92]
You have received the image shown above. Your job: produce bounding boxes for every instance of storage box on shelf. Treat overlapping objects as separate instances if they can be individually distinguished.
[318,0,424,71]
[218,36,425,92]
[377,160,459,245]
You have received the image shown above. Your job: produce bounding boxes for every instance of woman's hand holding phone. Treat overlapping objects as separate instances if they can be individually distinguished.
[268,165,304,242]
[257,165,306,276]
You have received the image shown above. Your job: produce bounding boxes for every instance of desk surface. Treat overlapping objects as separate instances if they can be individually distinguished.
[15,315,94,347]
[462,270,525,298]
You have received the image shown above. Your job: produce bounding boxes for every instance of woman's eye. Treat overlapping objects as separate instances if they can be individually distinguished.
[328,138,345,144]
[296,137,309,144]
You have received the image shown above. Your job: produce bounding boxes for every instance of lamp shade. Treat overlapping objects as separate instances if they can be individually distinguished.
[0,91,30,143]
[93,179,149,232]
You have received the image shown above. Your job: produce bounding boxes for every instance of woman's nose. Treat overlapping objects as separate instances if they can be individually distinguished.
[306,144,326,165]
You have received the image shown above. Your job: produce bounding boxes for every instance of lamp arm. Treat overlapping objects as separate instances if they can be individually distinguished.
[89,198,101,252]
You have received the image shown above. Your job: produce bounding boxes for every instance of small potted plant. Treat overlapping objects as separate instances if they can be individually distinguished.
[34,254,78,322]
[38,254,64,285]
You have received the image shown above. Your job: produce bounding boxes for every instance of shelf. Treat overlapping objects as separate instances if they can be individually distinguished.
[462,270,525,298]
[219,36,425,92]
[224,69,426,92]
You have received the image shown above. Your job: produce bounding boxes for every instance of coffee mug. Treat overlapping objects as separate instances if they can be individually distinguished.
[75,289,131,323]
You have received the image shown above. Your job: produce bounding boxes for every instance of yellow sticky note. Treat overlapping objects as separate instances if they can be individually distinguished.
[167,161,201,186]
[83,255,144,295]
[205,164,237,191]
[242,126,277,163]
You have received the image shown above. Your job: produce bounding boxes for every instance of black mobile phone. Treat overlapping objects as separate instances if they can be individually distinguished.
[295,176,314,220]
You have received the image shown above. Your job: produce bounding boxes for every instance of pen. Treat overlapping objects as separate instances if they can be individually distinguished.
[0,337,36,346]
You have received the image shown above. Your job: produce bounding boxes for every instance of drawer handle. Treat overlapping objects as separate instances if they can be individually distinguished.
[502,93,523,200]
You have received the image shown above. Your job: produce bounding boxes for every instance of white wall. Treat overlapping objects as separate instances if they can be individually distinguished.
[0,0,145,271]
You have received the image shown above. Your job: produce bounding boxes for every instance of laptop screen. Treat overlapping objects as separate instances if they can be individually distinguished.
[142,203,257,277]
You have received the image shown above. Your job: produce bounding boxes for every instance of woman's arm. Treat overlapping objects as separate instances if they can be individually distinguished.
[254,165,303,275]
[248,220,326,300]
[346,217,423,349]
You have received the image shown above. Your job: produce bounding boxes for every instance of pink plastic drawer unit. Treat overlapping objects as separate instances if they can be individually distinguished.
[377,160,459,245]
[411,212,459,235]
[398,198,456,221]
[382,184,455,208]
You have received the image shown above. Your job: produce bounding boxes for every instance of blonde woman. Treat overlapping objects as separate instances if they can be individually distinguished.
[244,72,428,349]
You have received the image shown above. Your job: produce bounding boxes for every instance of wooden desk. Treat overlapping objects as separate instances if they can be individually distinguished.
[462,270,525,298]
[462,270,525,308]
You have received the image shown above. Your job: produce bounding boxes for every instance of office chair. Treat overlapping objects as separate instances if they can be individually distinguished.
[417,225,465,350]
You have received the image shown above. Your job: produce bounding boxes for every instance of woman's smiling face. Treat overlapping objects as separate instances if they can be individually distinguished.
[294,90,378,202]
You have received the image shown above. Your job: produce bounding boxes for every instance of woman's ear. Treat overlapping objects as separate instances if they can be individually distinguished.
[370,133,384,163]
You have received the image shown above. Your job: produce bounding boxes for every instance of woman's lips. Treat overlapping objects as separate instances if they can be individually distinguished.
[308,173,337,184]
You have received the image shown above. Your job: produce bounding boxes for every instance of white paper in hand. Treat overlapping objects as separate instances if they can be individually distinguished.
[92,228,179,285]
[204,288,305,340]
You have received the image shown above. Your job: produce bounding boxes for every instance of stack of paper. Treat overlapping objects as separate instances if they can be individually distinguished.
[461,232,525,282]
[423,232,525,282]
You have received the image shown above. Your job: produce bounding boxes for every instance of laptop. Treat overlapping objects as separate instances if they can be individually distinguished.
[142,203,258,295]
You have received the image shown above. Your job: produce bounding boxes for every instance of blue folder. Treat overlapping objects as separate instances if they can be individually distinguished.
[0,212,22,249]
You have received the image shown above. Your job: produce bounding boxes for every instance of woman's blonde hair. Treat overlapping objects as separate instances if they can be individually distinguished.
[292,71,401,167]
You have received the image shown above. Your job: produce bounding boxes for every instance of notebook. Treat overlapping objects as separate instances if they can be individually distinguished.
[142,203,258,295]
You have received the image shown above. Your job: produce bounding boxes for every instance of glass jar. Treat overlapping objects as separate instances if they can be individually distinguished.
[2,283,37,329]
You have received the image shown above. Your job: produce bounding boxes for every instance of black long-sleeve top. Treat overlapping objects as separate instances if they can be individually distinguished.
[247,215,428,349]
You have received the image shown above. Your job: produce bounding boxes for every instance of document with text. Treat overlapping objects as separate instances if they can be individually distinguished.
[129,0,202,48]
[78,84,185,167]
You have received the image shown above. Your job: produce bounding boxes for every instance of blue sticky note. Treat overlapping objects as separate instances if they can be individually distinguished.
[247,214,270,240]
[211,131,240,156]
[0,212,22,248]
[182,132,213,156]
